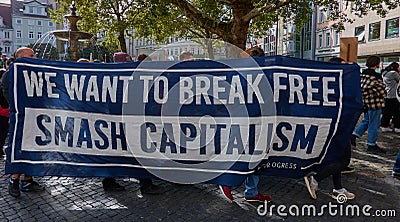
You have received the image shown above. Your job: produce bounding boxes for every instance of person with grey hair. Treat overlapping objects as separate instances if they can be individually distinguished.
[380,62,400,133]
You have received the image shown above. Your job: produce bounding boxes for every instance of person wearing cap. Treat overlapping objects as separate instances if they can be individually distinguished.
[114,52,132,63]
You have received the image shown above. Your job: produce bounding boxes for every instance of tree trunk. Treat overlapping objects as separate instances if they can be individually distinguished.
[224,2,251,58]
[206,39,215,60]
[118,30,127,53]
[204,33,215,60]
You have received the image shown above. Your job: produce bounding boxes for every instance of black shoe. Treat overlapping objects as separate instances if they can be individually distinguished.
[342,166,355,174]
[20,179,45,192]
[367,145,386,154]
[8,177,20,197]
[140,184,164,195]
[102,178,125,191]
[350,135,357,147]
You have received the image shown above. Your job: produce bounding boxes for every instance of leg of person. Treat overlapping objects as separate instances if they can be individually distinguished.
[0,116,8,157]
[219,185,233,201]
[20,174,45,192]
[102,178,125,191]
[393,150,400,179]
[391,99,400,132]
[8,174,21,197]
[380,98,392,131]
[366,109,386,154]
[244,175,271,202]
[304,173,318,199]
[331,173,355,200]
[139,178,163,195]
[306,161,343,200]
[352,112,370,146]
[342,142,355,174]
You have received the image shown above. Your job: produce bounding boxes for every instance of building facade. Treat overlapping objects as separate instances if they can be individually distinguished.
[314,4,342,61]
[11,0,56,51]
[0,2,13,57]
[342,5,400,66]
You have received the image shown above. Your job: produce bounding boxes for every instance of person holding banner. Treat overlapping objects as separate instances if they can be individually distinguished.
[0,68,8,158]
[380,62,400,133]
[76,55,126,192]
[304,57,355,201]
[219,47,271,203]
[1,47,45,197]
[135,53,164,194]
[351,56,387,154]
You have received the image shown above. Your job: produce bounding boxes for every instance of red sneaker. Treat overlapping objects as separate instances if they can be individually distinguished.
[219,185,233,201]
[244,193,271,202]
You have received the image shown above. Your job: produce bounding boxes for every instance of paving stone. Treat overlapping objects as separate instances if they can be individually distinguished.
[1,132,399,221]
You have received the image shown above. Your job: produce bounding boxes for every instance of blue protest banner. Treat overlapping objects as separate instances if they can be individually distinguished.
[5,56,363,186]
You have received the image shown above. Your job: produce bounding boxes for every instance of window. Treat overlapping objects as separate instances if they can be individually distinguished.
[304,21,312,51]
[355,26,365,43]
[37,7,42,15]
[386,18,399,38]
[48,21,53,27]
[5,46,10,53]
[16,19,22,24]
[318,8,324,23]
[37,32,42,39]
[325,32,331,47]
[28,20,34,26]
[318,34,322,48]
[326,7,331,20]
[37,20,42,26]
[29,31,34,39]
[335,31,340,45]
[325,33,331,47]
[29,6,34,14]
[4,31,9,39]
[16,30,21,38]
[368,22,381,41]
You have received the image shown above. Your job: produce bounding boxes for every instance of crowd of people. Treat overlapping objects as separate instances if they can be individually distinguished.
[0,47,399,203]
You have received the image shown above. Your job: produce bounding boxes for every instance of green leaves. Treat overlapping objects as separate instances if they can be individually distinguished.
[50,0,400,53]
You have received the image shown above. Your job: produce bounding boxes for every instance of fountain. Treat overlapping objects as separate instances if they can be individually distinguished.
[52,1,93,61]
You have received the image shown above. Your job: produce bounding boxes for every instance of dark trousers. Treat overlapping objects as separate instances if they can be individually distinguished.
[314,142,351,189]
[381,98,400,128]
[0,116,8,154]
[139,179,152,189]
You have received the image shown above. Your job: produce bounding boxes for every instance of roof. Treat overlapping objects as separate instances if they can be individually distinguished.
[11,0,52,18]
[0,4,11,26]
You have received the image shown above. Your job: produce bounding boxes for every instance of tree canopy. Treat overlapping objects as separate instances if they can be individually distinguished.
[50,0,400,57]
[51,0,138,52]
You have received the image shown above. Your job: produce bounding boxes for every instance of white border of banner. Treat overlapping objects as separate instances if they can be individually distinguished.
[10,62,343,173]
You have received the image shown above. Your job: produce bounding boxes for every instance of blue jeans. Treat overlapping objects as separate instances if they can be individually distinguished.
[353,109,382,146]
[244,175,259,198]
[393,150,400,174]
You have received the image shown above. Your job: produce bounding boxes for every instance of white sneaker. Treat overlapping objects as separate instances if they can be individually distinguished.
[381,127,392,132]
[304,175,318,199]
[394,128,400,133]
[331,188,355,201]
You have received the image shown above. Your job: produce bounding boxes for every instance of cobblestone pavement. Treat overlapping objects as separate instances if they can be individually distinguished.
[0,131,399,222]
